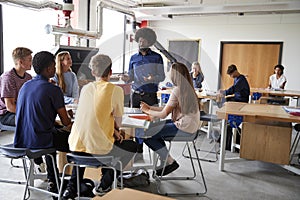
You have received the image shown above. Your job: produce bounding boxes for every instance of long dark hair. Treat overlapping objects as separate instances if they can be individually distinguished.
[171,62,199,114]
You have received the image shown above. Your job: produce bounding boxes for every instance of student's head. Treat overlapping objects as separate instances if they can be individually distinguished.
[170,62,199,114]
[274,64,284,75]
[191,61,201,73]
[226,64,239,78]
[171,62,193,87]
[56,51,72,74]
[135,27,157,51]
[12,47,33,70]
[89,54,112,78]
[32,51,56,77]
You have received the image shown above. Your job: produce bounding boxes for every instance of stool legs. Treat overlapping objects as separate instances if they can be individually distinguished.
[154,140,207,196]
[23,154,59,200]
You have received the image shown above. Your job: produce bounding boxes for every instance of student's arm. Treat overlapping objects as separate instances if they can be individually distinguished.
[4,97,16,113]
[140,101,172,119]
[268,76,272,88]
[280,81,287,89]
[57,107,72,128]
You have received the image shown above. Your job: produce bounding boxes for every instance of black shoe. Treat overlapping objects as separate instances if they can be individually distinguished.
[62,186,77,200]
[47,182,58,200]
[155,161,179,176]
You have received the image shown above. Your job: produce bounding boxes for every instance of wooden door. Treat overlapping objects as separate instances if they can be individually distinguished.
[219,42,283,89]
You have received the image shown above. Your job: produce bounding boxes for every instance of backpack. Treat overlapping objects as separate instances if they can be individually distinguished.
[119,168,150,188]
[80,178,95,197]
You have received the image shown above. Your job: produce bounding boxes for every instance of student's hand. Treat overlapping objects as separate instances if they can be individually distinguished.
[143,74,153,82]
[114,128,124,143]
[140,101,150,114]
[120,74,129,82]
[49,78,56,85]
[67,109,74,119]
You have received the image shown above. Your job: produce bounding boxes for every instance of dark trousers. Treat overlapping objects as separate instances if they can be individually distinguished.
[226,125,241,151]
[67,140,137,191]
[131,92,158,152]
[0,112,15,126]
[45,128,70,183]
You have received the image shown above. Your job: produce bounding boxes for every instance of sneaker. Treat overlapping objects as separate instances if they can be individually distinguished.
[35,162,46,173]
[62,186,77,200]
[92,185,111,196]
[47,181,59,200]
[155,160,179,176]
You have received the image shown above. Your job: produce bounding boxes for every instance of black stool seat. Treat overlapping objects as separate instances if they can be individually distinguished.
[0,122,16,132]
[67,153,116,167]
[163,131,198,142]
[0,144,56,159]
[0,144,27,158]
[200,111,220,122]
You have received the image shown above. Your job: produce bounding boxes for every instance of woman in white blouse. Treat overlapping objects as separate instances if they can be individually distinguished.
[268,64,287,90]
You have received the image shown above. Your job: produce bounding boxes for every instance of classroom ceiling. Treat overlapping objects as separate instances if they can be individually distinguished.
[108,0,300,20]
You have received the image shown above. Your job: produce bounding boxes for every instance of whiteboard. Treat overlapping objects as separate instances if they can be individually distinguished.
[168,39,201,71]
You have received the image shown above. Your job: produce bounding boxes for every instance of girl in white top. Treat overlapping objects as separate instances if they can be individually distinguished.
[268,64,287,90]
[140,62,201,176]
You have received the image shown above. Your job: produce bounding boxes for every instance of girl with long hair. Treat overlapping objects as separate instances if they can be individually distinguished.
[140,62,201,176]
[53,51,79,104]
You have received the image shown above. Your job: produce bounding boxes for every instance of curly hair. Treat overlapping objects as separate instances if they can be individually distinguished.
[32,51,55,74]
[134,27,157,46]
[274,64,284,75]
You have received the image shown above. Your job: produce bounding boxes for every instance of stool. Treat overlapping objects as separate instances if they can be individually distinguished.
[183,112,221,162]
[153,130,207,196]
[0,144,58,200]
[58,153,123,199]
[0,122,16,132]
[290,124,300,164]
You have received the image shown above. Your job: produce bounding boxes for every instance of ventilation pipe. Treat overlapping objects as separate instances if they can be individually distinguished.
[99,0,137,33]
[0,0,103,43]
[0,0,62,10]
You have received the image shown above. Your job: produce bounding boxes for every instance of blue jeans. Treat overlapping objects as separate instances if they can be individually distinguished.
[143,119,193,161]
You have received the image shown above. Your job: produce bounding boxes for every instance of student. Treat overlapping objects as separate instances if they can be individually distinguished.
[190,61,204,90]
[220,64,250,103]
[62,54,137,199]
[14,51,72,195]
[53,51,79,104]
[0,47,32,126]
[140,62,201,176]
[268,64,287,90]
[121,27,165,161]
[219,64,250,151]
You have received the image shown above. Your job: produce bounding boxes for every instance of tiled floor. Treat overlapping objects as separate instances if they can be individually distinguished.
[1,128,300,200]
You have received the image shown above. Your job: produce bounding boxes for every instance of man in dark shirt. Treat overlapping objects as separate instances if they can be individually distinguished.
[223,64,250,103]
[121,27,165,160]
[220,64,250,151]
[14,51,72,196]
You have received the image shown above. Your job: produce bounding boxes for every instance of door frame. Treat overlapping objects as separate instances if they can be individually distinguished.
[218,41,283,89]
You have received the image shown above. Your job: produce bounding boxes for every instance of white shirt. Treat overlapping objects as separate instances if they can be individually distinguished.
[269,74,287,89]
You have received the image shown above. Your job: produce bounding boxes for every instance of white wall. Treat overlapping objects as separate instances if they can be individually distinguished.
[149,14,300,91]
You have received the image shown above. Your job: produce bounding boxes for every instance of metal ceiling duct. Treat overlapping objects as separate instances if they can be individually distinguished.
[129,1,300,19]
[0,0,62,10]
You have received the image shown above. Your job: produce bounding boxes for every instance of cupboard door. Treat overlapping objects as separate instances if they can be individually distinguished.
[219,42,282,89]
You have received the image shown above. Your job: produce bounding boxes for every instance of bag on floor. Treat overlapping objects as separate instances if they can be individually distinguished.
[119,168,150,188]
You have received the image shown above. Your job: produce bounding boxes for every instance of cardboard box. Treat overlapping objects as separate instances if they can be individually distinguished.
[240,122,292,165]
[92,188,175,200]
